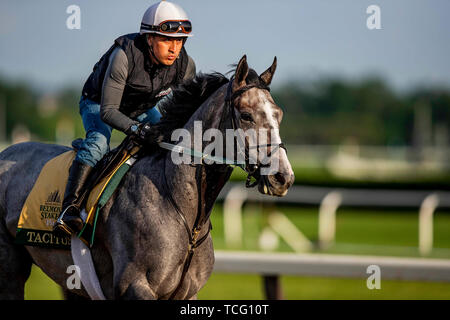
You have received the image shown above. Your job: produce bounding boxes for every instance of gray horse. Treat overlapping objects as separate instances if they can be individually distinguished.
[0,55,294,300]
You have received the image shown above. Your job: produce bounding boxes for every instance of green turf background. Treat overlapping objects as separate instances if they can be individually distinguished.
[24,205,450,300]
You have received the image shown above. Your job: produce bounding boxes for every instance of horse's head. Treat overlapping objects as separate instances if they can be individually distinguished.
[229,55,295,196]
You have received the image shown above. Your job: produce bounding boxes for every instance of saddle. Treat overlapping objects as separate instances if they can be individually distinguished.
[16,136,143,249]
[71,136,142,212]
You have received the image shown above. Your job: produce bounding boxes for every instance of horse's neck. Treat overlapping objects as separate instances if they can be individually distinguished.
[164,86,233,227]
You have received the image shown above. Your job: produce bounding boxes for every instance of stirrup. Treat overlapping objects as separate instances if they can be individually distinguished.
[54,205,81,236]
[53,220,75,237]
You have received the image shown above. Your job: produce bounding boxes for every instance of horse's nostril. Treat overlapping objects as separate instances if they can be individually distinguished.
[274,172,286,185]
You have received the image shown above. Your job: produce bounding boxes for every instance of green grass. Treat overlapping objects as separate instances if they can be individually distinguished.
[229,165,450,190]
[25,265,63,300]
[198,274,450,300]
[24,205,450,300]
[210,205,450,258]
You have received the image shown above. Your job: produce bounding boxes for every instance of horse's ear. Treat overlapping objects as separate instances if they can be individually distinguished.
[260,56,277,86]
[233,55,249,91]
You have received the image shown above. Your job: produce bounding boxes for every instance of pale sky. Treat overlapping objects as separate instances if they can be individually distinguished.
[0,0,449,93]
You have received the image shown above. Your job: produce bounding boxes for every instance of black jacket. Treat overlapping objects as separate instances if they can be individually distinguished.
[81,33,192,120]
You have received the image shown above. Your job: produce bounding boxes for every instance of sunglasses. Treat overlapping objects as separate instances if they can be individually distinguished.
[142,20,192,34]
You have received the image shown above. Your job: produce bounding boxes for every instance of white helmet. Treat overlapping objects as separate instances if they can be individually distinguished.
[140,1,193,37]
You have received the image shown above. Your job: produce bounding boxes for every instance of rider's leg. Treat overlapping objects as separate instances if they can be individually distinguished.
[54,96,112,235]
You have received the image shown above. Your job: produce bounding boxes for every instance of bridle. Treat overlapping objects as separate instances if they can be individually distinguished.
[167,77,287,299]
[224,76,287,188]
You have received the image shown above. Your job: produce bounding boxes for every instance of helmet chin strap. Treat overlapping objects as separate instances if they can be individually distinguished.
[146,34,160,65]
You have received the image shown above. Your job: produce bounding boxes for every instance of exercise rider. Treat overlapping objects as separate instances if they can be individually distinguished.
[54,1,196,236]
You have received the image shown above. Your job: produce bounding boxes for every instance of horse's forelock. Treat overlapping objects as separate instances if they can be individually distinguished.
[227,65,265,88]
[245,69,260,86]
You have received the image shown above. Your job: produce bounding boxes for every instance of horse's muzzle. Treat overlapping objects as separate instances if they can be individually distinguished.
[259,171,295,197]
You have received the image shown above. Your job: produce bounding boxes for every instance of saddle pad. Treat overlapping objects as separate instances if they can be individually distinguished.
[15,149,134,249]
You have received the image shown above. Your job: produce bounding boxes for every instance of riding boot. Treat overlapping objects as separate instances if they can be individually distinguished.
[53,160,93,236]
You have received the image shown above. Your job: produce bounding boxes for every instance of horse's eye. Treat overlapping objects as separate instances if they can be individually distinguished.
[240,112,254,122]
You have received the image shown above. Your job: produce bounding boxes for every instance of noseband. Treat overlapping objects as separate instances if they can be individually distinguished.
[224,77,287,188]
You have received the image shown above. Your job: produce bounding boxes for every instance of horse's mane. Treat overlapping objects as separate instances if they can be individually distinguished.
[149,72,229,143]
[149,68,264,144]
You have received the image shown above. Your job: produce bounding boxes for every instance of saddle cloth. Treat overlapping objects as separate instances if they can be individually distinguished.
[15,143,139,250]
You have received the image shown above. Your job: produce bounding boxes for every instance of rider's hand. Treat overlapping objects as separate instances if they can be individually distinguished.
[127,122,152,143]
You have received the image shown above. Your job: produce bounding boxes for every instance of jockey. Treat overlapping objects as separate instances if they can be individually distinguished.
[54,1,196,236]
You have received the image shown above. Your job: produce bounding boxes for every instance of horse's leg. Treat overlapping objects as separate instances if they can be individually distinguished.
[117,276,157,300]
[0,219,33,299]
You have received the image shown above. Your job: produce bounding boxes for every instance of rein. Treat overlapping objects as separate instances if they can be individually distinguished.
[158,77,287,185]
[165,77,287,299]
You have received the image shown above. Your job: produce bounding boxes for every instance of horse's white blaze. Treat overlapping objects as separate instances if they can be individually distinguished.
[258,91,279,131]
[257,91,294,179]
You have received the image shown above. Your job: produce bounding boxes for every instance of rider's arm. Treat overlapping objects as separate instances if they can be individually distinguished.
[100,47,139,133]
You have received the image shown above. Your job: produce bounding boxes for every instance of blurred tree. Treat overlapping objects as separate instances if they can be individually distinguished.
[0,74,449,148]
[272,76,450,147]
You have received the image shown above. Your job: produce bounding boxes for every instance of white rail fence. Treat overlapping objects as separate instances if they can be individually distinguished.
[218,183,450,256]
[213,250,450,299]
[214,251,450,282]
